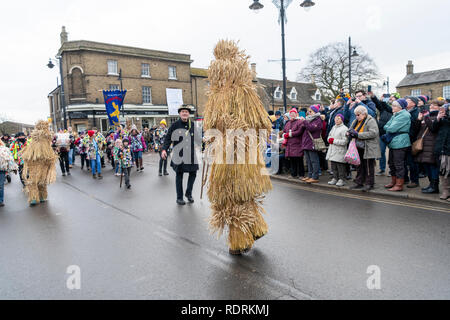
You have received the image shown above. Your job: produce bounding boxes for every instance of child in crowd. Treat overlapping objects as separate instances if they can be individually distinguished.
[326,114,349,187]
[113,139,123,176]
[118,137,133,189]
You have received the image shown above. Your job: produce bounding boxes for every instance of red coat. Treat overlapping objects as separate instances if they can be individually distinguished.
[283,119,304,158]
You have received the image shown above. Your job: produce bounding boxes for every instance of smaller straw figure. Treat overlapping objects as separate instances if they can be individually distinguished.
[21,120,58,206]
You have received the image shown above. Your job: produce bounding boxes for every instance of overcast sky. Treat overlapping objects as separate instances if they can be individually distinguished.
[1,0,449,124]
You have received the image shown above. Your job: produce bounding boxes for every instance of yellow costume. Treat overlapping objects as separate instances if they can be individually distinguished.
[204,40,273,255]
[21,121,58,206]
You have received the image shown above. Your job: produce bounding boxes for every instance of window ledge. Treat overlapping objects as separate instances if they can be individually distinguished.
[168,78,178,81]
[141,75,152,79]
[107,73,119,76]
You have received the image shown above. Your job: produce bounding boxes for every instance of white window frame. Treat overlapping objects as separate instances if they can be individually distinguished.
[168,66,177,80]
[274,87,282,100]
[141,63,151,78]
[411,89,421,96]
[290,88,298,101]
[443,86,450,99]
[109,84,119,91]
[107,60,118,75]
[142,86,152,104]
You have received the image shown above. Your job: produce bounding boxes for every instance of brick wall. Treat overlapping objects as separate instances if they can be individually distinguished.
[397,81,450,100]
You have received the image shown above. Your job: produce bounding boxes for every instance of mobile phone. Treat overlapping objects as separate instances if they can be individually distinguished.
[367,85,372,93]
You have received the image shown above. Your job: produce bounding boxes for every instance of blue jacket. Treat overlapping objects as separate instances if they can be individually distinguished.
[344,100,377,127]
[383,109,411,149]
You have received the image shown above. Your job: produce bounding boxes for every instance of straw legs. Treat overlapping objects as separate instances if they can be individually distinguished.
[227,210,268,255]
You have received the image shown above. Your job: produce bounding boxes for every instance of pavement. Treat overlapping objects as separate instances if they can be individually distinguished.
[0,152,449,300]
[271,168,448,205]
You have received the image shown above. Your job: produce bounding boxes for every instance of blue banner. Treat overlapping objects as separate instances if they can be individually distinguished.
[103,90,127,126]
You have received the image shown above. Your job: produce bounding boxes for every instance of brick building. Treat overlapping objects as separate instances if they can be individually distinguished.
[397,61,450,100]
[190,64,323,117]
[48,27,195,133]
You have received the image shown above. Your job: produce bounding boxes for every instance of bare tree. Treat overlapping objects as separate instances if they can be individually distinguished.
[298,42,380,103]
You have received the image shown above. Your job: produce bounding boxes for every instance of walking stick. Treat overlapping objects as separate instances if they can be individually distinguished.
[200,157,206,200]
[119,152,124,188]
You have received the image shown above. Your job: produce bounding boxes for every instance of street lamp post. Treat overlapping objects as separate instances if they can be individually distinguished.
[348,36,359,96]
[250,0,316,113]
[47,57,67,130]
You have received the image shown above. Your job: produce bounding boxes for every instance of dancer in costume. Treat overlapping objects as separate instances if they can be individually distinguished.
[10,132,27,187]
[21,120,58,207]
[204,40,273,255]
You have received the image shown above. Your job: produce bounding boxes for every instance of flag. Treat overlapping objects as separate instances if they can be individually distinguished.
[103,90,127,126]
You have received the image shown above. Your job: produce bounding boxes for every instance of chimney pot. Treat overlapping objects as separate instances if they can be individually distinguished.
[407,60,414,75]
[251,63,257,81]
[60,26,68,46]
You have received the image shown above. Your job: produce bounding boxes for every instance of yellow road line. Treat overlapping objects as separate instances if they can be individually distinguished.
[274,179,450,214]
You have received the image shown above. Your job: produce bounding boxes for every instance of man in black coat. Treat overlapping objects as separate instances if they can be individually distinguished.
[161,105,200,205]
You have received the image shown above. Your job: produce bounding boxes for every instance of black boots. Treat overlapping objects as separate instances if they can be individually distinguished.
[422,179,440,194]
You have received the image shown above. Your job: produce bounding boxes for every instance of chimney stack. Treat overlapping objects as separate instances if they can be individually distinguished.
[251,63,257,81]
[60,26,68,45]
[407,60,414,75]
[311,74,316,83]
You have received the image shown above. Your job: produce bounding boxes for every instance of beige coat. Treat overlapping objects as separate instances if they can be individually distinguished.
[326,123,348,163]
[350,115,381,159]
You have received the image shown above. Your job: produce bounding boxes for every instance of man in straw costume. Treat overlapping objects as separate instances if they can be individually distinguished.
[203,40,273,255]
[21,120,58,207]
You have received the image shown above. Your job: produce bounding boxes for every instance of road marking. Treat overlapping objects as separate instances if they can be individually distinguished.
[154,227,312,300]
[274,179,450,214]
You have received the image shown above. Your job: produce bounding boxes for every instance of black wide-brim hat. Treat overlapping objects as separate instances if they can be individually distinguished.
[178,105,192,114]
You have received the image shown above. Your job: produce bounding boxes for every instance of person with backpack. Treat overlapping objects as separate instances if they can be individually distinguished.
[53,130,71,176]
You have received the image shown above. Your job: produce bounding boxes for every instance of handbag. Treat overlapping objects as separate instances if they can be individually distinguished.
[355,139,365,150]
[307,131,327,152]
[411,128,429,156]
[344,139,361,166]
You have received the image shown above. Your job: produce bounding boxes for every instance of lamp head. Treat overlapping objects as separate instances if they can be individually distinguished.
[300,0,315,11]
[249,0,264,11]
[47,59,55,69]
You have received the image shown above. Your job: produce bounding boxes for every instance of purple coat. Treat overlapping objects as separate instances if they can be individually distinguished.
[300,116,323,151]
[283,119,304,158]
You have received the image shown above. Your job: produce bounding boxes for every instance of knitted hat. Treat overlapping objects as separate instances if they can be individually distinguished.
[391,92,401,100]
[275,110,282,116]
[406,96,419,106]
[310,105,320,113]
[122,137,129,143]
[396,98,408,109]
[269,115,277,123]
[437,97,445,102]
[87,130,95,137]
[418,95,428,104]
[160,119,167,126]
[289,108,298,115]
[335,114,345,122]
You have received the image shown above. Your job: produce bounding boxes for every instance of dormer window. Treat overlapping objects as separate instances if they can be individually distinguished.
[274,87,282,100]
[290,87,298,101]
[313,89,321,101]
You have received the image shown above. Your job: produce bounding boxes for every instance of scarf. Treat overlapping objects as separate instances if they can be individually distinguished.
[306,113,321,122]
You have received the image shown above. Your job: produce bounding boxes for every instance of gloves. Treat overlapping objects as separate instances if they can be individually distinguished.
[328,138,334,145]
[349,129,359,138]
[284,133,289,140]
